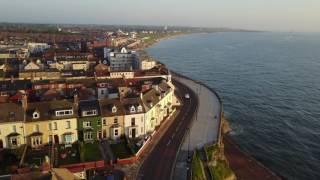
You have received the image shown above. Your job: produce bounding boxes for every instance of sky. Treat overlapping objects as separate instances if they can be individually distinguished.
[0,0,320,32]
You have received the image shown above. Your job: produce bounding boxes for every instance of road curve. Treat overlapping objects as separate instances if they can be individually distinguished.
[137,79,198,180]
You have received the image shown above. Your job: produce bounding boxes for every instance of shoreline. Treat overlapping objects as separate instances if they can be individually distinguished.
[141,33,281,179]
[134,32,195,51]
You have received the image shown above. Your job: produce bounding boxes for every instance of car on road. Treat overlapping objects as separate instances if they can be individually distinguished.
[185,93,190,99]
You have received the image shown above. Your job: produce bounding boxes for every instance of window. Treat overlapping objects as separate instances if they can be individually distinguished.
[82,109,97,116]
[35,124,40,132]
[131,118,135,126]
[84,131,93,141]
[12,125,16,132]
[103,130,107,138]
[97,119,101,126]
[112,105,117,113]
[9,112,15,119]
[66,121,71,129]
[10,136,20,146]
[33,112,39,119]
[114,129,119,136]
[83,121,92,128]
[130,106,136,113]
[103,119,106,125]
[31,136,42,147]
[114,118,118,124]
[48,123,52,130]
[101,90,104,95]
[64,134,73,144]
[55,109,73,117]
[137,105,143,112]
[141,127,143,133]
[49,135,53,143]
[53,122,58,130]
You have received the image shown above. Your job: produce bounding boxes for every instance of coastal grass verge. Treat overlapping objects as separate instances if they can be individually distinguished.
[209,160,234,180]
[191,150,206,180]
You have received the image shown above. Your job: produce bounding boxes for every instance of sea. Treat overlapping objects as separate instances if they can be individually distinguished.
[146,32,320,180]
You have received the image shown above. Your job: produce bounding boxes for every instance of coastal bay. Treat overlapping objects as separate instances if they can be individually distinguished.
[146,32,320,180]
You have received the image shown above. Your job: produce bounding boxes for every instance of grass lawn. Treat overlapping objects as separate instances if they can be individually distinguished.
[58,144,80,165]
[209,161,233,180]
[110,140,133,159]
[82,142,102,162]
[192,151,206,180]
[25,145,52,166]
[0,146,25,174]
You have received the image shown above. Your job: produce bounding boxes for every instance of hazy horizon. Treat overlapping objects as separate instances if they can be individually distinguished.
[1,0,319,32]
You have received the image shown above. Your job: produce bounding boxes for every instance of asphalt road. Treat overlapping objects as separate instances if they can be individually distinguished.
[138,80,198,180]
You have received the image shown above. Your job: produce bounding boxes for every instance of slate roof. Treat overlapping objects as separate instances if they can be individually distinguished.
[0,80,32,91]
[25,100,77,121]
[99,99,125,117]
[0,103,24,123]
[78,100,101,116]
[122,98,145,115]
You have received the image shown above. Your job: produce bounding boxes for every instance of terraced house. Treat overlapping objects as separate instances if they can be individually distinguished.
[142,81,175,133]
[24,100,78,148]
[77,100,102,142]
[0,77,177,149]
[99,99,125,140]
[0,103,25,149]
[123,98,146,139]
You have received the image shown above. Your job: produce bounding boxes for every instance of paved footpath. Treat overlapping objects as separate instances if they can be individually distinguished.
[172,74,221,180]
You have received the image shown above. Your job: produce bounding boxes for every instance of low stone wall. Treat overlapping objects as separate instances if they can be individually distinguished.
[59,160,104,173]
[117,156,138,165]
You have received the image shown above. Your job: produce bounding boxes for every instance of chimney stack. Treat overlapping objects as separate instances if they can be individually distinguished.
[22,93,28,111]
[74,93,79,108]
[10,75,14,83]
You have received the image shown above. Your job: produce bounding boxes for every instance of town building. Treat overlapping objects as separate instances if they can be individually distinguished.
[99,99,125,140]
[0,103,25,149]
[24,100,78,148]
[108,47,139,71]
[123,98,146,139]
[77,100,102,142]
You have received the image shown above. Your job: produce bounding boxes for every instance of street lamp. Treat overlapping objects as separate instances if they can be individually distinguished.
[187,127,191,163]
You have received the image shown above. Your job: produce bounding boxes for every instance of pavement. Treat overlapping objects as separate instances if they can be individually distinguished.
[137,79,198,180]
[172,74,221,180]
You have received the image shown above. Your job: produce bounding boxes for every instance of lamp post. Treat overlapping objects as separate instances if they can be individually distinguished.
[187,127,191,162]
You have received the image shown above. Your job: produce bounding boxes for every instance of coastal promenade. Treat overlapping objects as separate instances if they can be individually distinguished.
[137,78,198,180]
[171,72,222,180]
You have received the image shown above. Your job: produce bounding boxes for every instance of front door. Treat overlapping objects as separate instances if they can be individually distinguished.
[54,135,59,144]
[0,140,3,148]
[98,131,102,140]
[132,129,136,138]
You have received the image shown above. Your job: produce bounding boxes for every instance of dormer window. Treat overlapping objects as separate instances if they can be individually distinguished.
[33,111,40,119]
[137,105,143,112]
[9,112,16,119]
[112,105,117,113]
[130,106,136,113]
[55,109,73,117]
[82,109,97,117]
